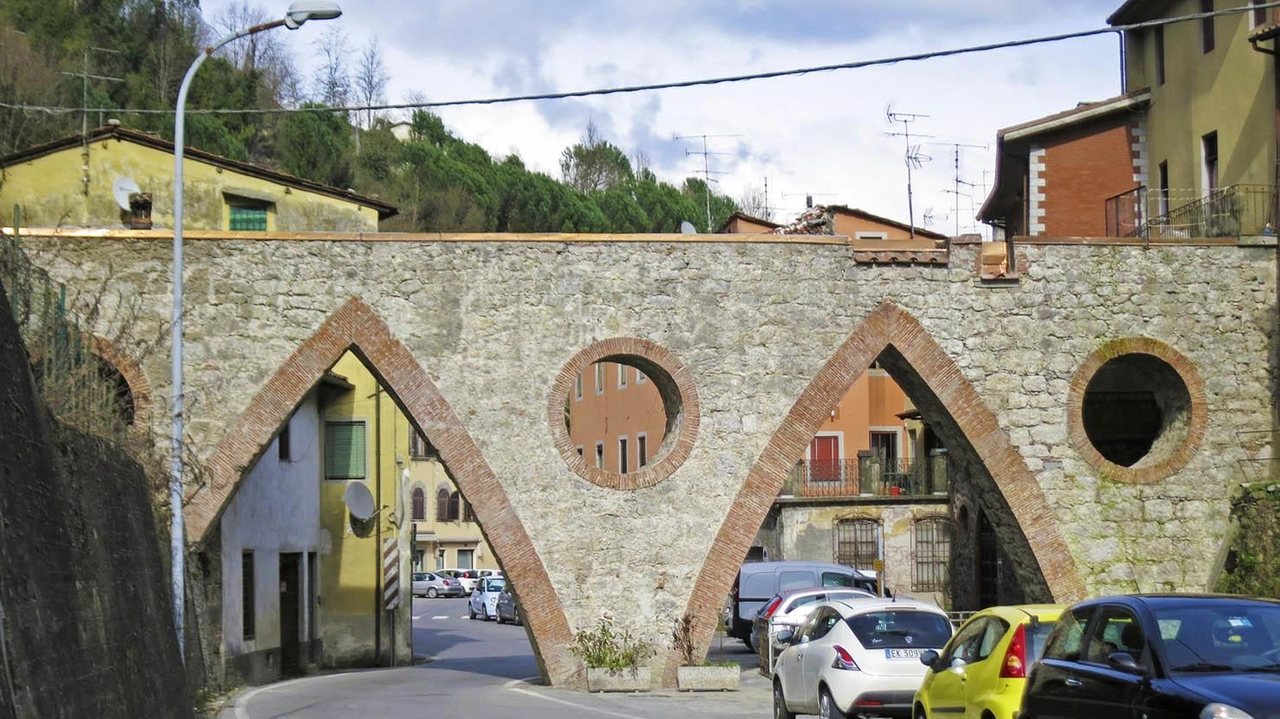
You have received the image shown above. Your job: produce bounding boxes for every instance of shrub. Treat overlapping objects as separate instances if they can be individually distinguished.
[570,617,652,672]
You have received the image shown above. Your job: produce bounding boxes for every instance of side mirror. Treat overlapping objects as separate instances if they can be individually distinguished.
[919,649,940,668]
[776,629,795,645]
[1108,652,1144,674]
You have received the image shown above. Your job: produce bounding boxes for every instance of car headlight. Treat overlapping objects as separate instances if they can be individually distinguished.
[1200,704,1254,719]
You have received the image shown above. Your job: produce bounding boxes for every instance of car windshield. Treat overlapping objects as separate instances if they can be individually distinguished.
[1153,602,1280,673]
[486,578,506,592]
[847,610,953,649]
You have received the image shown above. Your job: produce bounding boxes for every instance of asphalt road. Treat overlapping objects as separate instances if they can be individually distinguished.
[219,596,773,718]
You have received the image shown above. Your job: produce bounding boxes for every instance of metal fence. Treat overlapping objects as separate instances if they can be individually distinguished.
[1105,184,1278,239]
[1,208,134,440]
[779,454,948,500]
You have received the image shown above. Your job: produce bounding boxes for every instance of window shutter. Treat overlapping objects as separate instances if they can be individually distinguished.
[324,422,366,479]
[436,489,450,522]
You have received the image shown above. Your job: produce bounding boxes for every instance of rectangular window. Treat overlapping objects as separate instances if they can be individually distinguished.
[278,419,291,461]
[870,431,898,464]
[242,551,255,640]
[913,518,953,592]
[637,433,648,468]
[594,363,605,395]
[576,445,584,457]
[324,421,366,479]
[409,429,433,459]
[618,364,628,389]
[636,369,647,384]
[1201,0,1215,53]
[619,436,629,473]
[1202,131,1219,193]
[1253,0,1268,27]
[457,549,473,570]
[228,203,270,231]
[808,435,842,483]
[1154,26,1165,86]
[595,441,604,469]
[835,520,879,572]
[575,372,583,401]
[854,231,888,240]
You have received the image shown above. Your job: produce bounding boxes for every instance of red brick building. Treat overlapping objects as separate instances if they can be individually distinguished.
[979,91,1150,237]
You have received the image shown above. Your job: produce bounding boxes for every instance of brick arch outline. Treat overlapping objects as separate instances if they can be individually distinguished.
[86,334,153,431]
[183,296,578,684]
[1066,337,1207,484]
[667,301,1086,683]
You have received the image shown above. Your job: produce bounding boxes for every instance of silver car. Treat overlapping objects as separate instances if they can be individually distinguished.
[495,583,522,625]
[412,571,465,598]
[752,586,877,658]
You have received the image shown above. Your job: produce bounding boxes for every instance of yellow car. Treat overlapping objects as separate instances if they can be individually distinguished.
[912,604,1064,719]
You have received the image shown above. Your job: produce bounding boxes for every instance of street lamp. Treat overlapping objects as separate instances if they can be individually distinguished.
[170,0,341,659]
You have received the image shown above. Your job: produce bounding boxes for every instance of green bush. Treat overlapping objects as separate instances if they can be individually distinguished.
[570,617,652,672]
[1216,484,1280,596]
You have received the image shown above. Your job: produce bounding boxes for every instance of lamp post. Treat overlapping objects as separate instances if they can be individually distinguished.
[170,0,342,659]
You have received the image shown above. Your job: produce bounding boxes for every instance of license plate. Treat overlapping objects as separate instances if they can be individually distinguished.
[886,648,924,659]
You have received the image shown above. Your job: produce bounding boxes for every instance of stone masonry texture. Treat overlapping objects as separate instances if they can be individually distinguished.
[18,231,1278,688]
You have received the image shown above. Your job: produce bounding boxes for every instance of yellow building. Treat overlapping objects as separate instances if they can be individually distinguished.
[1110,0,1277,234]
[404,426,500,574]
[0,125,396,231]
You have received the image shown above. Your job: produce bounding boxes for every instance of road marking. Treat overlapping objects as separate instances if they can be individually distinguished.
[503,680,645,719]
[432,615,449,619]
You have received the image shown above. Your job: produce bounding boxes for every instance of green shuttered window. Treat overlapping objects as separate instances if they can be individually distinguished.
[325,420,366,479]
[229,204,269,231]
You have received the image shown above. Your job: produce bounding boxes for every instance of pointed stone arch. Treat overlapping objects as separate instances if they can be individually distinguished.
[184,296,576,683]
[668,301,1084,681]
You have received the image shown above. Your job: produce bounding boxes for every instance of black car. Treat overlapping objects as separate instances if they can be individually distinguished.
[1020,594,1280,719]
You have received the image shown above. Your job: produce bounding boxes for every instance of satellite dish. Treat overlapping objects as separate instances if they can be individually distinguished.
[344,482,376,520]
[112,177,141,211]
[679,221,698,234]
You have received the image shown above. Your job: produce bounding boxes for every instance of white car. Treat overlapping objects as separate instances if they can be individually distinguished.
[772,597,953,719]
[468,575,506,620]
[752,586,877,663]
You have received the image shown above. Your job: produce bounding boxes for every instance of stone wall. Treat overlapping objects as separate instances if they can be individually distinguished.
[0,284,190,718]
[19,230,1278,686]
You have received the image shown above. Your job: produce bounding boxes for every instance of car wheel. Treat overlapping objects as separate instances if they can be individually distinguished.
[819,687,847,719]
[496,610,507,624]
[514,607,522,626]
[916,705,929,719]
[468,604,477,620]
[773,680,795,719]
[426,587,438,599]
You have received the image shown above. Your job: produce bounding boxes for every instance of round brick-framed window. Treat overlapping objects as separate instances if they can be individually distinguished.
[1067,338,1206,484]
[548,338,699,490]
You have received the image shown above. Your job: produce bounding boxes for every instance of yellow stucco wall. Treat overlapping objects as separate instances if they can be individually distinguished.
[1126,1,1276,191]
[407,458,499,572]
[318,352,412,665]
[0,135,382,231]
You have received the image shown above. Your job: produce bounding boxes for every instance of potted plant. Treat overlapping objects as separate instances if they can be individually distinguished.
[570,617,653,692]
[672,613,740,691]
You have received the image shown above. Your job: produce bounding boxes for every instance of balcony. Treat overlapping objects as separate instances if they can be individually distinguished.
[779,453,949,501]
[1105,184,1277,239]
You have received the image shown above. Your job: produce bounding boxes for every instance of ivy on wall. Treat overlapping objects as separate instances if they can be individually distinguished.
[1215,484,1280,597]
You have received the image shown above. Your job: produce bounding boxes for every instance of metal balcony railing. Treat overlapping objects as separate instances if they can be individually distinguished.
[779,454,949,500]
[1105,185,1278,239]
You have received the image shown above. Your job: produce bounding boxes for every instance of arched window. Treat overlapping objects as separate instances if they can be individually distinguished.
[914,516,953,592]
[447,491,461,522]
[411,488,425,521]
[463,500,476,523]
[436,488,450,522]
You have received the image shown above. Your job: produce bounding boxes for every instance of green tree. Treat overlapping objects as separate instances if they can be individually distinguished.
[275,103,352,187]
[560,120,633,193]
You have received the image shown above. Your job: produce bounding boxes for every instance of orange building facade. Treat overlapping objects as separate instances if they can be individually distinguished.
[567,361,668,474]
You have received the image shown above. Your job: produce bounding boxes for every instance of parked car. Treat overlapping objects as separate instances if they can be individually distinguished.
[913,604,1063,719]
[411,571,465,598]
[468,575,506,620]
[441,568,485,593]
[752,586,878,659]
[1019,594,1280,719]
[725,561,885,649]
[495,583,522,625]
[773,597,953,719]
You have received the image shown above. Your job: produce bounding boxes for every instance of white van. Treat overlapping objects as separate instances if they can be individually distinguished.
[724,561,884,648]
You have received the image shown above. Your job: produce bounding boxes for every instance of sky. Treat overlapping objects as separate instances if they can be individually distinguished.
[202,0,1129,236]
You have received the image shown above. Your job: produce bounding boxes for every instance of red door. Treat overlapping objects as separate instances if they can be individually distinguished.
[809,436,841,482]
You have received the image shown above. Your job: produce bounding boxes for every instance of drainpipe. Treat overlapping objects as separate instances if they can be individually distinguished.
[374,385,382,666]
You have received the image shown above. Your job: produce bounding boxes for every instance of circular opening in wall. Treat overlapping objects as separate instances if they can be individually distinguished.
[549,339,699,490]
[1081,353,1191,468]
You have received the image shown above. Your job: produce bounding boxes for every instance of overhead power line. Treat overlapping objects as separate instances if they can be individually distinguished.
[2,3,1275,118]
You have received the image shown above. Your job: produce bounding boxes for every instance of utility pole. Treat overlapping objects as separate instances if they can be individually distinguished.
[62,46,124,195]
[886,107,932,239]
[673,133,740,231]
[929,141,986,236]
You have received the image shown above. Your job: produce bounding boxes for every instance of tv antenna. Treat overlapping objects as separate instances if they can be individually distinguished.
[673,133,741,231]
[923,207,948,229]
[61,45,124,195]
[929,141,987,236]
[782,191,836,210]
[885,105,933,238]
